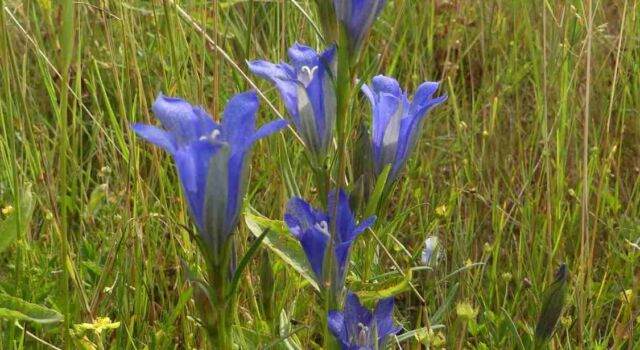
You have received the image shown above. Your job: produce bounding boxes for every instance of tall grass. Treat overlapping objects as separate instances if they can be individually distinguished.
[0,0,638,348]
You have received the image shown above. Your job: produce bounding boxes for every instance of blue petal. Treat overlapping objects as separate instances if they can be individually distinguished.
[361,83,376,107]
[299,227,329,280]
[367,77,403,174]
[328,311,349,348]
[328,189,356,243]
[334,241,354,281]
[344,292,373,333]
[247,60,300,125]
[353,216,376,237]
[221,91,259,152]
[224,151,247,237]
[333,0,388,52]
[391,108,427,181]
[285,197,319,238]
[374,297,401,341]
[410,81,447,116]
[288,43,321,71]
[377,93,404,174]
[320,46,337,73]
[173,141,220,229]
[151,94,216,144]
[371,75,402,98]
[131,123,177,154]
[252,119,289,144]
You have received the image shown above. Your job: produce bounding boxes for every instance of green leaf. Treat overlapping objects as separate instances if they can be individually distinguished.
[0,293,63,324]
[535,263,568,343]
[0,188,35,254]
[227,228,270,301]
[364,164,390,217]
[349,269,412,303]
[245,212,319,291]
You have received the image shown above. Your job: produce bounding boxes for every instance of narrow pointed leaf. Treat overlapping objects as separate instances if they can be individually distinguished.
[0,189,35,254]
[245,212,319,291]
[535,263,568,342]
[364,164,391,217]
[0,294,63,324]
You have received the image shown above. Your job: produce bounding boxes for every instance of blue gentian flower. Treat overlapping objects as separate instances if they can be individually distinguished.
[362,75,447,185]
[328,292,401,349]
[132,91,287,254]
[284,190,375,293]
[248,43,336,161]
[332,0,387,54]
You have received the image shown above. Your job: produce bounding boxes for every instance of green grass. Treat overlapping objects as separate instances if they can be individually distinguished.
[1,0,639,348]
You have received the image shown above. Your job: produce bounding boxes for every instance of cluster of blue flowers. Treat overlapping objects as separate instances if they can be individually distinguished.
[133,1,445,348]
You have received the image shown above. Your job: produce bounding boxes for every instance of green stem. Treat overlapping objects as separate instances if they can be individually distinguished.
[204,239,234,349]
[323,22,353,350]
[312,162,330,209]
[59,0,75,348]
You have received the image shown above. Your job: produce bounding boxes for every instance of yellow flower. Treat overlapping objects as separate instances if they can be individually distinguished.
[456,302,478,320]
[2,205,13,215]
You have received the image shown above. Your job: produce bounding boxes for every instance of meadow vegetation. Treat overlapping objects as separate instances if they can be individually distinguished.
[0,0,638,348]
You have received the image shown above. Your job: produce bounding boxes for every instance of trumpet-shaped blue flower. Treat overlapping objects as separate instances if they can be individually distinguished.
[284,190,375,292]
[132,91,287,254]
[328,292,401,349]
[332,0,387,54]
[248,43,336,160]
[362,75,447,185]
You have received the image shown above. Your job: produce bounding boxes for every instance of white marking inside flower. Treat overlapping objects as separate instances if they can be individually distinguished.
[199,129,221,142]
[314,220,330,237]
[356,322,370,345]
[299,65,318,87]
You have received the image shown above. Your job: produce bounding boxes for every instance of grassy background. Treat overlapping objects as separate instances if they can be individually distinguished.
[1,0,639,348]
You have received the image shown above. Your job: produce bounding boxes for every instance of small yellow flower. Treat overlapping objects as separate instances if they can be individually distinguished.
[435,205,448,217]
[456,302,478,320]
[620,289,635,305]
[74,317,120,336]
[2,205,13,215]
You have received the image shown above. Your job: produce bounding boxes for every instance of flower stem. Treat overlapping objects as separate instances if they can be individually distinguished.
[205,240,234,349]
[323,22,353,350]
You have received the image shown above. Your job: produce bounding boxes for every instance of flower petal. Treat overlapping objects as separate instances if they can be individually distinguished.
[328,311,349,348]
[131,123,177,154]
[151,94,215,144]
[174,140,220,229]
[353,215,376,237]
[328,189,357,243]
[288,43,321,71]
[299,227,329,280]
[285,197,320,238]
[371,75,402,97]
[252,119,289,144]
[221,90,259,152]
[247,60,300,124]
[344,292,373,335]
[410,81,447,116]
[374,297,401,341]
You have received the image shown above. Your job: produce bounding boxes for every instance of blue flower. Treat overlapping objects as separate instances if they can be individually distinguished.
[284,190,375,292]
[328,292,401,349]
[362,75,447,185]
[132,91,287,254]
[332,0,387,54]
[248,43,336,161]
